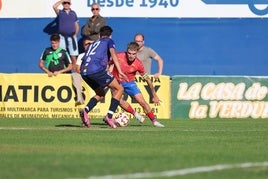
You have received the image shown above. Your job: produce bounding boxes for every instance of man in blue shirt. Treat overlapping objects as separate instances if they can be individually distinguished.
[53,0,79,68]
[79,26,127,129]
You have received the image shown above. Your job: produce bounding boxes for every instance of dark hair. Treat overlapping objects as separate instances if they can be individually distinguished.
[50,34,60,41]
[100,26,113,37]
[127,42,139,51]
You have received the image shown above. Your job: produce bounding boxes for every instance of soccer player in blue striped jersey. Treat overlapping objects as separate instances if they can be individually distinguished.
[79,26,127,128]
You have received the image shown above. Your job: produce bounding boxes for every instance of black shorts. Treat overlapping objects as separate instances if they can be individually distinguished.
[82,70,114,91]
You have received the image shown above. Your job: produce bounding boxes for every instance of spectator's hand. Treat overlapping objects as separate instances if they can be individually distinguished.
[152,95,161,106]
[47,71,54,77]
[53,71,61,76]
[154,73,161,80]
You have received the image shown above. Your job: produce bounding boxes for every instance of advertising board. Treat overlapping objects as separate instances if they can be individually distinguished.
[0,74,171,119]
[1,0,268,17]
[172,76,268,119]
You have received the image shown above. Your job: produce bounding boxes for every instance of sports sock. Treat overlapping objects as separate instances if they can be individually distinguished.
[125,105,135,115]
[146,111,156,122]
[85,97,98,113]
[107,98,119,118]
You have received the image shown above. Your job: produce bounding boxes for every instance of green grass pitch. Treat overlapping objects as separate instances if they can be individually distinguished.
[0,118,267,179]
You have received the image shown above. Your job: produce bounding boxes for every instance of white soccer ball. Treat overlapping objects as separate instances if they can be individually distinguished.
[114,113,130,127]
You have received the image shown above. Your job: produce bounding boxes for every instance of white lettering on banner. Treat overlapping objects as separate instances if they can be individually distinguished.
[245,83,268,100]
[1,0,268,18]
[209,101,268,118]
[177,82,202,100]
[177,82,268,119]
[189,101,208,119]
[201,82,245,100]
[189,101,268,119]
[177,82,246,101]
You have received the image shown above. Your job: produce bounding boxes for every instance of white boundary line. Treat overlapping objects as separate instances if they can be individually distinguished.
[87,162,268,179]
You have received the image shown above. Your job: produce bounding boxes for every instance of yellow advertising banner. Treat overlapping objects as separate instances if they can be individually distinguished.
[0,73,170,119]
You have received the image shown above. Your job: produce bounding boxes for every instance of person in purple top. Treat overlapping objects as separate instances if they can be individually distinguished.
[53,0,79,68]
[79,26,128,129]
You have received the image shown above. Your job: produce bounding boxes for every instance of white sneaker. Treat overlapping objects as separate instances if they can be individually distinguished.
[153,121,165,127]
[134,112,145,123]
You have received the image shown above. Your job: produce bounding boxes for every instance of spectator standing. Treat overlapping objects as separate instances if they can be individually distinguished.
[75,39,91,74]
[134,33,163,79]
[79,26,127,129]
[81,3,106,44]
[71,39,91,105]
[39,34,72,77]
[53,0,79,67]
[110,42,165,127]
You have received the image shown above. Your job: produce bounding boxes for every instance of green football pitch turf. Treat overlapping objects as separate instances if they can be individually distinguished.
[0,118,267,179]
